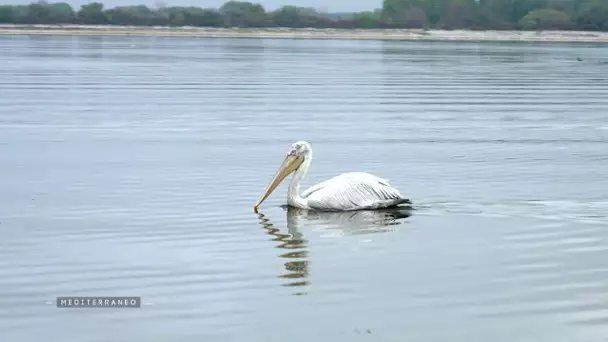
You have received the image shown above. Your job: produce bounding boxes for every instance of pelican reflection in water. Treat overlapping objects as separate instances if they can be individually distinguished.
[254,141,412,212]
[257,208,310,293]
[256,206,412,294]
[281,205,413,233]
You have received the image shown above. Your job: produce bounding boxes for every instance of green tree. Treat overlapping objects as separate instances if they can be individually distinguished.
[382,0,430,27]
[573,0,608,30]
[219,1,267,27]
[77,2,106,24]
[519,8,572,29]
[0,0,607,31]
[353,10,382,29]
[160,7,222,27]
[383,0,422,25]
[385,0,452,25]
[402,6,429,27]
[271,6,325,28]
[438,0,478,29]
[104,5,162,25]
[0,5,15,23]
[479,0,548,24]
[545,0,577,12]
[46,2,75,23]
[24,1,51,24]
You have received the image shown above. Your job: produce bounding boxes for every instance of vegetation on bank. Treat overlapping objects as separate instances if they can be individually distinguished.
[0,0,607,31]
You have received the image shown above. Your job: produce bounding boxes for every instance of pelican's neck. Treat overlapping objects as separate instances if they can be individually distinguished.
[287,152,312,209]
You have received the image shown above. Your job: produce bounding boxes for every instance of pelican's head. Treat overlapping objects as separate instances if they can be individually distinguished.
[287,140,311,157]
[254,141,311,212]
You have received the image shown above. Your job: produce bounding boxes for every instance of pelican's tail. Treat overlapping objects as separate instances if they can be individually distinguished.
[381,198,412,209]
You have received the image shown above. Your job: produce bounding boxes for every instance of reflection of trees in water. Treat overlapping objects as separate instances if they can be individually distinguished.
[75,35,106,59]
[380,40,483,67]
[215,38,267,63]
[73,35,172,62]
[257,206,412,295]
[379,40,566,68]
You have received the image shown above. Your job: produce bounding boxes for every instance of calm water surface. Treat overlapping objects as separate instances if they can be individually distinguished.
[1,35,608,342]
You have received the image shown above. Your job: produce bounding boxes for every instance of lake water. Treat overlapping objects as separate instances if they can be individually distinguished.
[1,35,608,342]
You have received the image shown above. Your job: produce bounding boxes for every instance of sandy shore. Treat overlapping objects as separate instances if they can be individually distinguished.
[1,25,607,43]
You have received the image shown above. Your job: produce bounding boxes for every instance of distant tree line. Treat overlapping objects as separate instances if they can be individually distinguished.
[0,0,607,31]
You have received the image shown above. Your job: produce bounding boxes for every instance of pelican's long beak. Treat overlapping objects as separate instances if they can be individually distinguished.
[254,154,304,212]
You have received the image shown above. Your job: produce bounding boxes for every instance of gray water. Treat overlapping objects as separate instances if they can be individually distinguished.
[1,35,608,342]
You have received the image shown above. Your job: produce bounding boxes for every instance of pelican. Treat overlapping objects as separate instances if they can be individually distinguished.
[253,141,411,212]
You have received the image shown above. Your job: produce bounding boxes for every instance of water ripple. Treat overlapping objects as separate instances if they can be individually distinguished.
[1,36,608,342]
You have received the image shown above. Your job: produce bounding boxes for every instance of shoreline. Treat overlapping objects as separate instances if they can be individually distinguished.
[1,25,608,43]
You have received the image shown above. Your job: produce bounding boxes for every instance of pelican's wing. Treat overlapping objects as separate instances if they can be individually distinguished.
[300,178,334,198]
[302,172,409,211]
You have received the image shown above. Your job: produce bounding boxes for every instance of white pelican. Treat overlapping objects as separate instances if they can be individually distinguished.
[253,141,411,212]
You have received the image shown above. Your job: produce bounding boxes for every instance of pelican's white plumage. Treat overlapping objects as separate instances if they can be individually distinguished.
[254,141,411,212]
[302,172,406,211]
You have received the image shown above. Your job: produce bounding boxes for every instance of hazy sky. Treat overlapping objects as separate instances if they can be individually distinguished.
[0,0,383,12]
